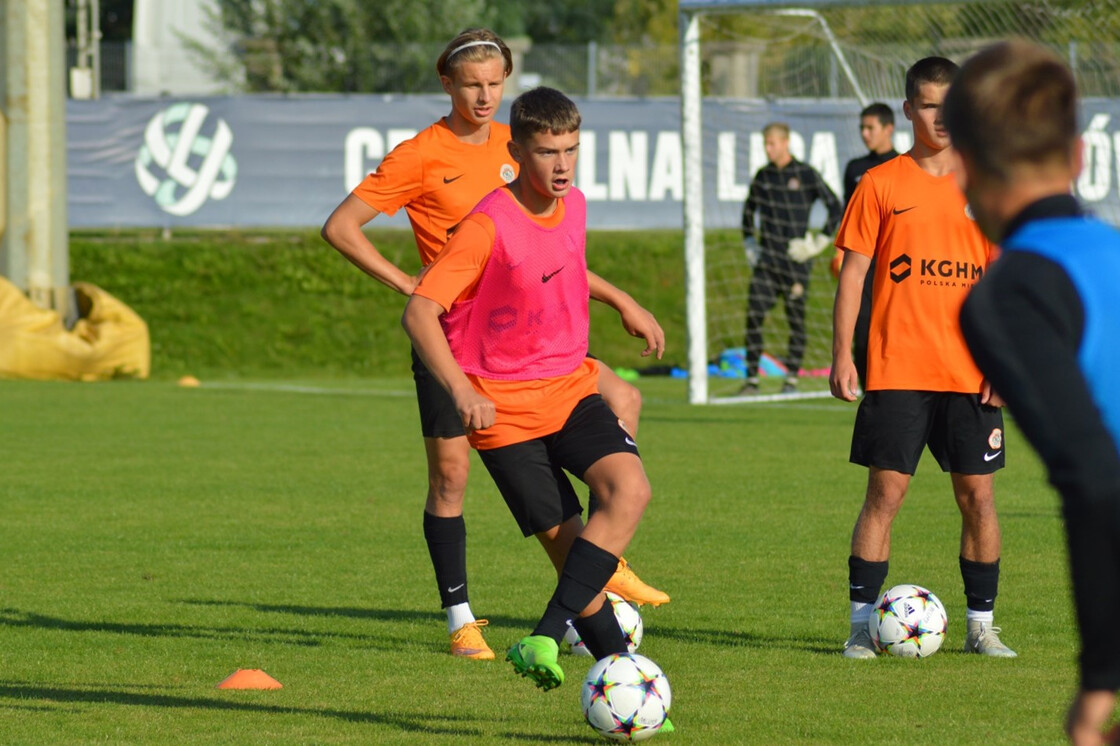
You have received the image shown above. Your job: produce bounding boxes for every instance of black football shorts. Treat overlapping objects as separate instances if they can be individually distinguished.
[477,395,641,536]
[850,390,1005,475]
[411,347,468,439]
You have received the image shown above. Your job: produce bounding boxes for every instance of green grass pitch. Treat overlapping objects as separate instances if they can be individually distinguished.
[0,376,1076,743]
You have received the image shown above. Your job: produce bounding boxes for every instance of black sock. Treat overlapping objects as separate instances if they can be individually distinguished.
[848,555,889,604]
[573,600,628,659]
[532,537,619,643]
[423,512,468,608]
[960,556,999,612]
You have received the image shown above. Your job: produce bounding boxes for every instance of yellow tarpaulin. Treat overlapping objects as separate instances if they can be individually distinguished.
[0,276,150,381]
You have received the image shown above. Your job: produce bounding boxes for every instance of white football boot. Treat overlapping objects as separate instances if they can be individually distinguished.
[962,621,1017,657]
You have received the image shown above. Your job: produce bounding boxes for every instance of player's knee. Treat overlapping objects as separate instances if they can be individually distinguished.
[606,383,642,431]
[863,490,905,517]
[624,384,642,418]
[615,480,652,521]
[956,488,996,517]
[430,456,470,502]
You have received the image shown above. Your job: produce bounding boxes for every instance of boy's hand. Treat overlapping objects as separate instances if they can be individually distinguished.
[980,379,1005,407]
[618,304,665,359]
[829,356,860,402]
[453,387,496,432]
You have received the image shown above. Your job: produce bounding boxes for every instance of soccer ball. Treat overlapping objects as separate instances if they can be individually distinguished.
[568,592,643,658]
[581,653,671,741]
[869,583,948,658]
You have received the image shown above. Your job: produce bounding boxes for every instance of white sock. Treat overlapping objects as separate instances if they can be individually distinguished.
[850,601,873,626]
[965,609,994,626]
[447,603,475,634]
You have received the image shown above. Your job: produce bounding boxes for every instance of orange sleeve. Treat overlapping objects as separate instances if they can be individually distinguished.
[834,173,882,259]
[412,213,495,311]
[351,139,424,217]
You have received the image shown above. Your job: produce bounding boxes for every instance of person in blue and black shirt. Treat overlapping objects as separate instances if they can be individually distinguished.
[842,103,898,390]
[949,40,1120,746]
[741,122,842,394]
[843,103,899,205]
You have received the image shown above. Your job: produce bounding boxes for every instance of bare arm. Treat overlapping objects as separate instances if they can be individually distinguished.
[586,270,665,359]
[321,194,418,296]
[401,295,495,432]
[830,250,871,401]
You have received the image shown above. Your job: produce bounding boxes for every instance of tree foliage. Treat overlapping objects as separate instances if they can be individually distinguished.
[192,0,498,92]
[189,0,660,93]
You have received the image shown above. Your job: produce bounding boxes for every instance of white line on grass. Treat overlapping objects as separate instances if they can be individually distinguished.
[709,390,836,405]
[193,381,413,398]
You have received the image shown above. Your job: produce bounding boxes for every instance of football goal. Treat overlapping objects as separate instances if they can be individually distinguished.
[679,0,1120,404]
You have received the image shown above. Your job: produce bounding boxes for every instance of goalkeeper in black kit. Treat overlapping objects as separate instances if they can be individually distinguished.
[948,41,1120,746]
[740,122,843,395]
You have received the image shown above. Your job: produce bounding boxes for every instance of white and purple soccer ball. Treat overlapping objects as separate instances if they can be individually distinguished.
[581,652,672,741]
[869,583,948,658]
[567,592,643,658]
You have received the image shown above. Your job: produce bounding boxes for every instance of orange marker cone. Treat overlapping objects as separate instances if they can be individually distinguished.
[216,669,283,690]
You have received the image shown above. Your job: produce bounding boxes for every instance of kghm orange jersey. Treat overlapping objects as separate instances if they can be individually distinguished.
[835,153,995,393]
[352,119,517,265]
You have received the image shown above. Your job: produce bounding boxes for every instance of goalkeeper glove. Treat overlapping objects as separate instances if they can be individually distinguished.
[787,231,834,263]
[743,235,761,269]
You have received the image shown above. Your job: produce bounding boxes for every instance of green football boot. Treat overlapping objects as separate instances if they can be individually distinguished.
[506,635,564,691]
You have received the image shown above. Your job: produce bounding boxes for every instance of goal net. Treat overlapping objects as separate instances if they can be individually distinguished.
[679,0,1120,404]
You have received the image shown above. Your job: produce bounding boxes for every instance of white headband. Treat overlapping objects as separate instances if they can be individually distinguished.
[447,40,503,60]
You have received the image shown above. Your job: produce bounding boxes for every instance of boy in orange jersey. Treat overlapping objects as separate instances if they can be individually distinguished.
[321,30,669,662]
[830,57,1016,659]
[402,87,669,719]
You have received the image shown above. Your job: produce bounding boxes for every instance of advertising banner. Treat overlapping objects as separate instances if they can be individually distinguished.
[68,95,1120,230]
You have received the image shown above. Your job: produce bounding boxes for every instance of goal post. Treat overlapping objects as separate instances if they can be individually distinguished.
[678,0,1120,405]
[680,9,707,405]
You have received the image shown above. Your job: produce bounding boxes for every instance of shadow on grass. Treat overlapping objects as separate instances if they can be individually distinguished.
[498,730,599,743]
[0,681,481,737]
[0,609,421,649]
[0,603,539,657]
[653,622,836,655]
[0,607,348,648]
[180,599,538,631]
[0,604,840,655]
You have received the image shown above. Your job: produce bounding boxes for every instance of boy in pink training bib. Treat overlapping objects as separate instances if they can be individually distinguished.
[403,88,667,705]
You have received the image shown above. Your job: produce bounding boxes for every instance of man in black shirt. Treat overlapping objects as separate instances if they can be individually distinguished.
[741,122,843,394]
[842,103,898,389]
[843,103,898,203]
[949,41,1120,745]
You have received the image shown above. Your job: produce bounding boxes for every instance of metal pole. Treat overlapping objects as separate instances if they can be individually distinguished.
[775,8,867,106]
[681,10,708,404]
[0,0,71,319]
[587,40,597,98]
[92,0,101,98]
[76,0,89,69]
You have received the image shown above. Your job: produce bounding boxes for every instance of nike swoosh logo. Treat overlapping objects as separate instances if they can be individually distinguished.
[443,175,463,184]
[541,267,564,283]
[447,583,465,593]
[892,206,916,215]
[624,437,637,447]
[983,451,1001,462]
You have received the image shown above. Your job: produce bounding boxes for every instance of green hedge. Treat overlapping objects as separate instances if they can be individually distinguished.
[69,229,687,380]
